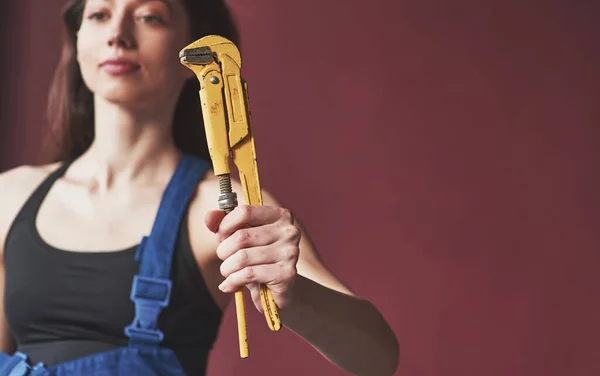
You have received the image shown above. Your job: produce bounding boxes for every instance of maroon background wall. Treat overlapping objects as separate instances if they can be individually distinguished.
[1,1,599,375]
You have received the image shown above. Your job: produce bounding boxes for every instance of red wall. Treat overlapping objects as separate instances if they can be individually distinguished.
[1,1,599,375]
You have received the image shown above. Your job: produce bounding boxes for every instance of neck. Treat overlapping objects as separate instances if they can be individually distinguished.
[76,96,181,192]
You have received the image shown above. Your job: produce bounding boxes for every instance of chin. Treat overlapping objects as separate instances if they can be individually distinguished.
[95,84,157,106]
[86,75,181,109]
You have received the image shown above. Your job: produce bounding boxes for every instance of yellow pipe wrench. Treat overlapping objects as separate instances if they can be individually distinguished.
[179,35,282,359]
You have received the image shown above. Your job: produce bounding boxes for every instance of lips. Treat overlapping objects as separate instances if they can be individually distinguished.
[100,58,140,75]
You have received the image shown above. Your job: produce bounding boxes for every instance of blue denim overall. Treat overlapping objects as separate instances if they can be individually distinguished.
[0,155,210,376]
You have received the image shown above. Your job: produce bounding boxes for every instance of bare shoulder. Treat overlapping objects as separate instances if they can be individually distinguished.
[0,163,62,256]
[0,163,61,199]
[0,163,60,182]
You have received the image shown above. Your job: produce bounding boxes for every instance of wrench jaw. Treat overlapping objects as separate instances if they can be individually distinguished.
[179,46,213,65]
[179,35,242,68]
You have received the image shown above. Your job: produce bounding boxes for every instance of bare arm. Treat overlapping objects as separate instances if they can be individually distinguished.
[264,194,400,376]
[0,168,22,354]
[190,173,399,375]
[0,165,58,354]
[0,262,14,354]
[205,187,399,375]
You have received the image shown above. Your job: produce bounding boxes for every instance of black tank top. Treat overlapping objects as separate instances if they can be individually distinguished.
[3,161,222,375]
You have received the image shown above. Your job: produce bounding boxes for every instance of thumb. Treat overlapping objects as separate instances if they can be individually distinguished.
[205,209,227,234]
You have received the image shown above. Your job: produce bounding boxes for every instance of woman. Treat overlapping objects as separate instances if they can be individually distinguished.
[0,0,399,375]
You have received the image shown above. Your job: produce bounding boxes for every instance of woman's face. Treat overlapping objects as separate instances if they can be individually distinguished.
[77,0,192,109]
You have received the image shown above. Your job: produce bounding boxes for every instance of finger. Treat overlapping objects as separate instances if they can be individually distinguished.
[215,224,281,261]
[219,244,283,278]
[218,263,296,293]
[205,210,227,234]
[246,283,263,313]
[218,205,293,241]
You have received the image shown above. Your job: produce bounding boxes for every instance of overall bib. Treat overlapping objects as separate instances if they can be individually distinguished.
[0,155,210,376]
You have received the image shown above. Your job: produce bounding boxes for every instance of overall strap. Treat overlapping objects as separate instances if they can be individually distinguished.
[125,155,210,349]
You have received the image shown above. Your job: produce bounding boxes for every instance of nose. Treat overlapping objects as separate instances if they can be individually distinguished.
[107,12,135,49]
[108,33,133,49]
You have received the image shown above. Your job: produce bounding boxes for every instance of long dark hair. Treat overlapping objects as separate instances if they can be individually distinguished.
[44,0,240,163]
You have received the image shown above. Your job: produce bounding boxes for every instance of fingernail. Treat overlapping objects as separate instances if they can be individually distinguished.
[218,282,226,291]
